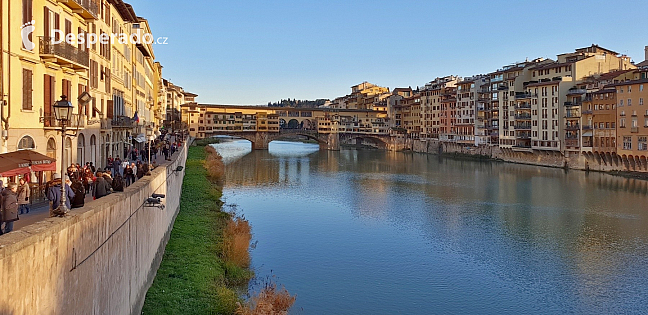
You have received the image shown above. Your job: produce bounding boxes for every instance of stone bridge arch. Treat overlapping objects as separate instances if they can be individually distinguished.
[339,134,390,149]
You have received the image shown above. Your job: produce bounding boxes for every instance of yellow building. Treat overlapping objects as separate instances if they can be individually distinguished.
[1,0,95,176]
[1,0,171,186]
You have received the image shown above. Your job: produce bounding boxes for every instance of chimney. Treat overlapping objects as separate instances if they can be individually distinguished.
[645,46,648,61]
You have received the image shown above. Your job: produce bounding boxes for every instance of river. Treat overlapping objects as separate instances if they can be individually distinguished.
[213,139,648,314]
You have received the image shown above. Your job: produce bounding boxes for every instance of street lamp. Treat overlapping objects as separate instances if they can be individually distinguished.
[147,128,153,166]
[53,95,73,216]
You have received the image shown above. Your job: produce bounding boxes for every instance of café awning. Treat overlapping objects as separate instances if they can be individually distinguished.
[134,134,147,143]
[0,150,57,177]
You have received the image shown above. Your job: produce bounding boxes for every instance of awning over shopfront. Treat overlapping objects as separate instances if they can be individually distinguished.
[134,134,147,143]
[0,150,57,177]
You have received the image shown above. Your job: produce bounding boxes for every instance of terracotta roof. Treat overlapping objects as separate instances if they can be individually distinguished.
[636,60,648,67]
[593,69,635,81]
[532,61,574,71]
[592,88,616,94]
[525,80,561,88]
[609,78,648,87]
[574,44,619,56]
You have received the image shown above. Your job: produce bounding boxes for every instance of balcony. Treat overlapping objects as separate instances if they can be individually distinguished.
[514,125,531,130]
[581,110,593,115]
[515,115,532,120]
[516,133,531,139]
[565,139,579,147]
[515,93,537,100]
[582,125,593,130]
[564,101,582,107]
[565,112,581,118]
[43,114,86,129]
[58,0,99,20]
[39,37,89,69]
[112,116,134,129]
[565,124,580,131]
[515,103,532,109]
[567,88,587,96]
[497,85,508,91]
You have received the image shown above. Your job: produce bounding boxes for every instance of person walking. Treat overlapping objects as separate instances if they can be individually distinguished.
[124,164,134,186]
[162,143,169,161]
[112,174,124,192]
[121,159,129,177]
[92,171,111,200]
[70,178,86,209]
[0,182,19,234]
[47,174,75,217]
[113,157,122,177]
[17,178,30,214]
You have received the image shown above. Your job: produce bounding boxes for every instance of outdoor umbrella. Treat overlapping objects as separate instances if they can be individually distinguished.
[0,150,56,177]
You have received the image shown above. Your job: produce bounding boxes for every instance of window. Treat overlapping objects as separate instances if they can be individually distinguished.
[623,136,632,150]
[628,86,632,93]
[22,69,33,110]
[620,100,624,107]
[628,99,632,106]
[640,98,644,105]
[641,85,644,92]
[17,135,35,150]
[639,137,648,151]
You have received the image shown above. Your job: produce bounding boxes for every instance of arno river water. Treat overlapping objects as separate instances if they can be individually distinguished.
[213,139,648,314]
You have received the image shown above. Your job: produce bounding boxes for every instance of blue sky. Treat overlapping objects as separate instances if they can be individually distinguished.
[132,0,648,105]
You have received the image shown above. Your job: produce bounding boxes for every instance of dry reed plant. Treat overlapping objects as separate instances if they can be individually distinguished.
[222,213,252,269]
[236,283,296,315]
[204,145,225,183]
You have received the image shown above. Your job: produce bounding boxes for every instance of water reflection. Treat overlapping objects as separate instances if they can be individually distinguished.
[213,140,648,314]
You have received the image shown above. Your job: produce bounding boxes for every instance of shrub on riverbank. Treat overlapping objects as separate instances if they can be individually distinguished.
[205,145,225,183]
[236,283,296,315]
[193,137,224,146]
[223,212,252,269]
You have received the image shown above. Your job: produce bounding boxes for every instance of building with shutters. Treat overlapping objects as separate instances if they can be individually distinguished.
[1,0,170,187]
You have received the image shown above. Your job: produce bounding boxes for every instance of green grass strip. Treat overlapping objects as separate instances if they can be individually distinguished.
[142,146,239,315]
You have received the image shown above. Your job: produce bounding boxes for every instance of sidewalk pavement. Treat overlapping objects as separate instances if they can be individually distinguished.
[11,143,181,233]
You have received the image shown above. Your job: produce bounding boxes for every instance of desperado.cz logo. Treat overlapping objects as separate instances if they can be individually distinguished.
[20,21,168,49]
[21,20,36,50]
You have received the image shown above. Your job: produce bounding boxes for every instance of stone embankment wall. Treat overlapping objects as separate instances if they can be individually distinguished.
[407,139,648,173]
[0,143,188,315]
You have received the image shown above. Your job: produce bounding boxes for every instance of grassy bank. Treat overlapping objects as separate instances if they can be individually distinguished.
[141,145,249,314]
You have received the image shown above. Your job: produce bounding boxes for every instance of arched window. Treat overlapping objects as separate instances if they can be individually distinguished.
[77,134,86,164]
[47,138,56,151]
[17,135,35,150]
[90,135,97,166]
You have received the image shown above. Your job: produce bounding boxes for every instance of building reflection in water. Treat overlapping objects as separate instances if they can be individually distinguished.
[216,140,648,310]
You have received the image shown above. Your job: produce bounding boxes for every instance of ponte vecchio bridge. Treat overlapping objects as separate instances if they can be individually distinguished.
[180,104,406,150]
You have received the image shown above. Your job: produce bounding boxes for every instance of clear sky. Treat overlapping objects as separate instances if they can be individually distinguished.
[132,0,648,105]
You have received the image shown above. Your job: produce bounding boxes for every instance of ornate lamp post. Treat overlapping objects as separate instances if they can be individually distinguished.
[53,95,73,216]
[147,128,153,165]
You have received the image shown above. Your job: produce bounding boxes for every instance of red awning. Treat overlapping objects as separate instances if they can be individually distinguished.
[0,150,57,177]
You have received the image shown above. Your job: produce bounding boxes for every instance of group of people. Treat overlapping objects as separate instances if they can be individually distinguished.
[0,131,184,234]
[0,179,32,235]
[130,139,180,163]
